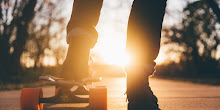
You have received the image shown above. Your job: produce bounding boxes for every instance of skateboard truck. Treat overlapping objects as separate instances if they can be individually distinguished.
[20,75,107,110]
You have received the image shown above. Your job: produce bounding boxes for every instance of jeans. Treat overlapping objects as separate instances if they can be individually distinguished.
[65,0,167,109]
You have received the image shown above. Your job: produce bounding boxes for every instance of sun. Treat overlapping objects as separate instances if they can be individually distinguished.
[102,50,130,66]
[93,37,130,66]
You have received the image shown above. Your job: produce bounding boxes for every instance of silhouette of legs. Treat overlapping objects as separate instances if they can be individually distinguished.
[62,0,167,109]
[126,0,167,109]
[61,0,103,81]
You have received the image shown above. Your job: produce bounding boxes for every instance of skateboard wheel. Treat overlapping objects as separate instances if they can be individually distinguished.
[55,87,60,95]
[89,86,107,110]
[20,88,43,110]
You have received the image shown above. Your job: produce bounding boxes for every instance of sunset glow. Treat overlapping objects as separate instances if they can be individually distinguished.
[102,50,130,66]
[22,0,181,67]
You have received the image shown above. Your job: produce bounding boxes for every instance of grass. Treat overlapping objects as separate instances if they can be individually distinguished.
[1,77,220,91]
[2,77,219,91]
[1,65,220,90]
[0,82,45,91]
[0,66,61,91]
[156,76,220,86]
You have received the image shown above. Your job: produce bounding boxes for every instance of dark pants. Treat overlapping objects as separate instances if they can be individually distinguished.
[64,0,166,109]
[126,1,166,109]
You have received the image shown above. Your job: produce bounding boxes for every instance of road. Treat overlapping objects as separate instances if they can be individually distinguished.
[0,77,220,110]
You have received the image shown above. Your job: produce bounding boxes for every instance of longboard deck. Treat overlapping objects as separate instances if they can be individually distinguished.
[39,75,101,86]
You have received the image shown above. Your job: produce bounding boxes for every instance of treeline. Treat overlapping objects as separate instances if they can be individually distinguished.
[156,0,220,78]
[0,0,67,83]
[0,0,219,83]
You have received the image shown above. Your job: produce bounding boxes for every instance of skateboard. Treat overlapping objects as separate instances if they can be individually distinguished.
[20,75,107,110]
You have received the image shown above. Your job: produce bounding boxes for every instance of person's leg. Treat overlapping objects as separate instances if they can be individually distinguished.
[61,0,103,81]
[126,0,167,109]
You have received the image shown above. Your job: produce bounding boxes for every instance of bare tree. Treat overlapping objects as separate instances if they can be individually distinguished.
[0,0,67,82]
[26,0,66,69]
[0,0,37,81]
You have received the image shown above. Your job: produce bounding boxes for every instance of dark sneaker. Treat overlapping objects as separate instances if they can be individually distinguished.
[125,63,160,110]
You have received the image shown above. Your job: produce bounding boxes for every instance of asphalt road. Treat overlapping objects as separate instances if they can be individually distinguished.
[0,77,220,110]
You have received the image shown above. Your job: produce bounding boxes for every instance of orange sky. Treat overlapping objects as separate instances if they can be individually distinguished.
[23,0,188,67]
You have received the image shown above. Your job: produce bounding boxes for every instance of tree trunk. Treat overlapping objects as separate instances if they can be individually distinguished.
[9,0,37,76]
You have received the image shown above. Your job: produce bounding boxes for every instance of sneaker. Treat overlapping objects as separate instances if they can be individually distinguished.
[125,63,160,110]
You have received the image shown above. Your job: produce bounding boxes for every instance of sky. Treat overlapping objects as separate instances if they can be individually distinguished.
[92,0,188,65]
[41,0,215,67]
[54,0,192,66]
